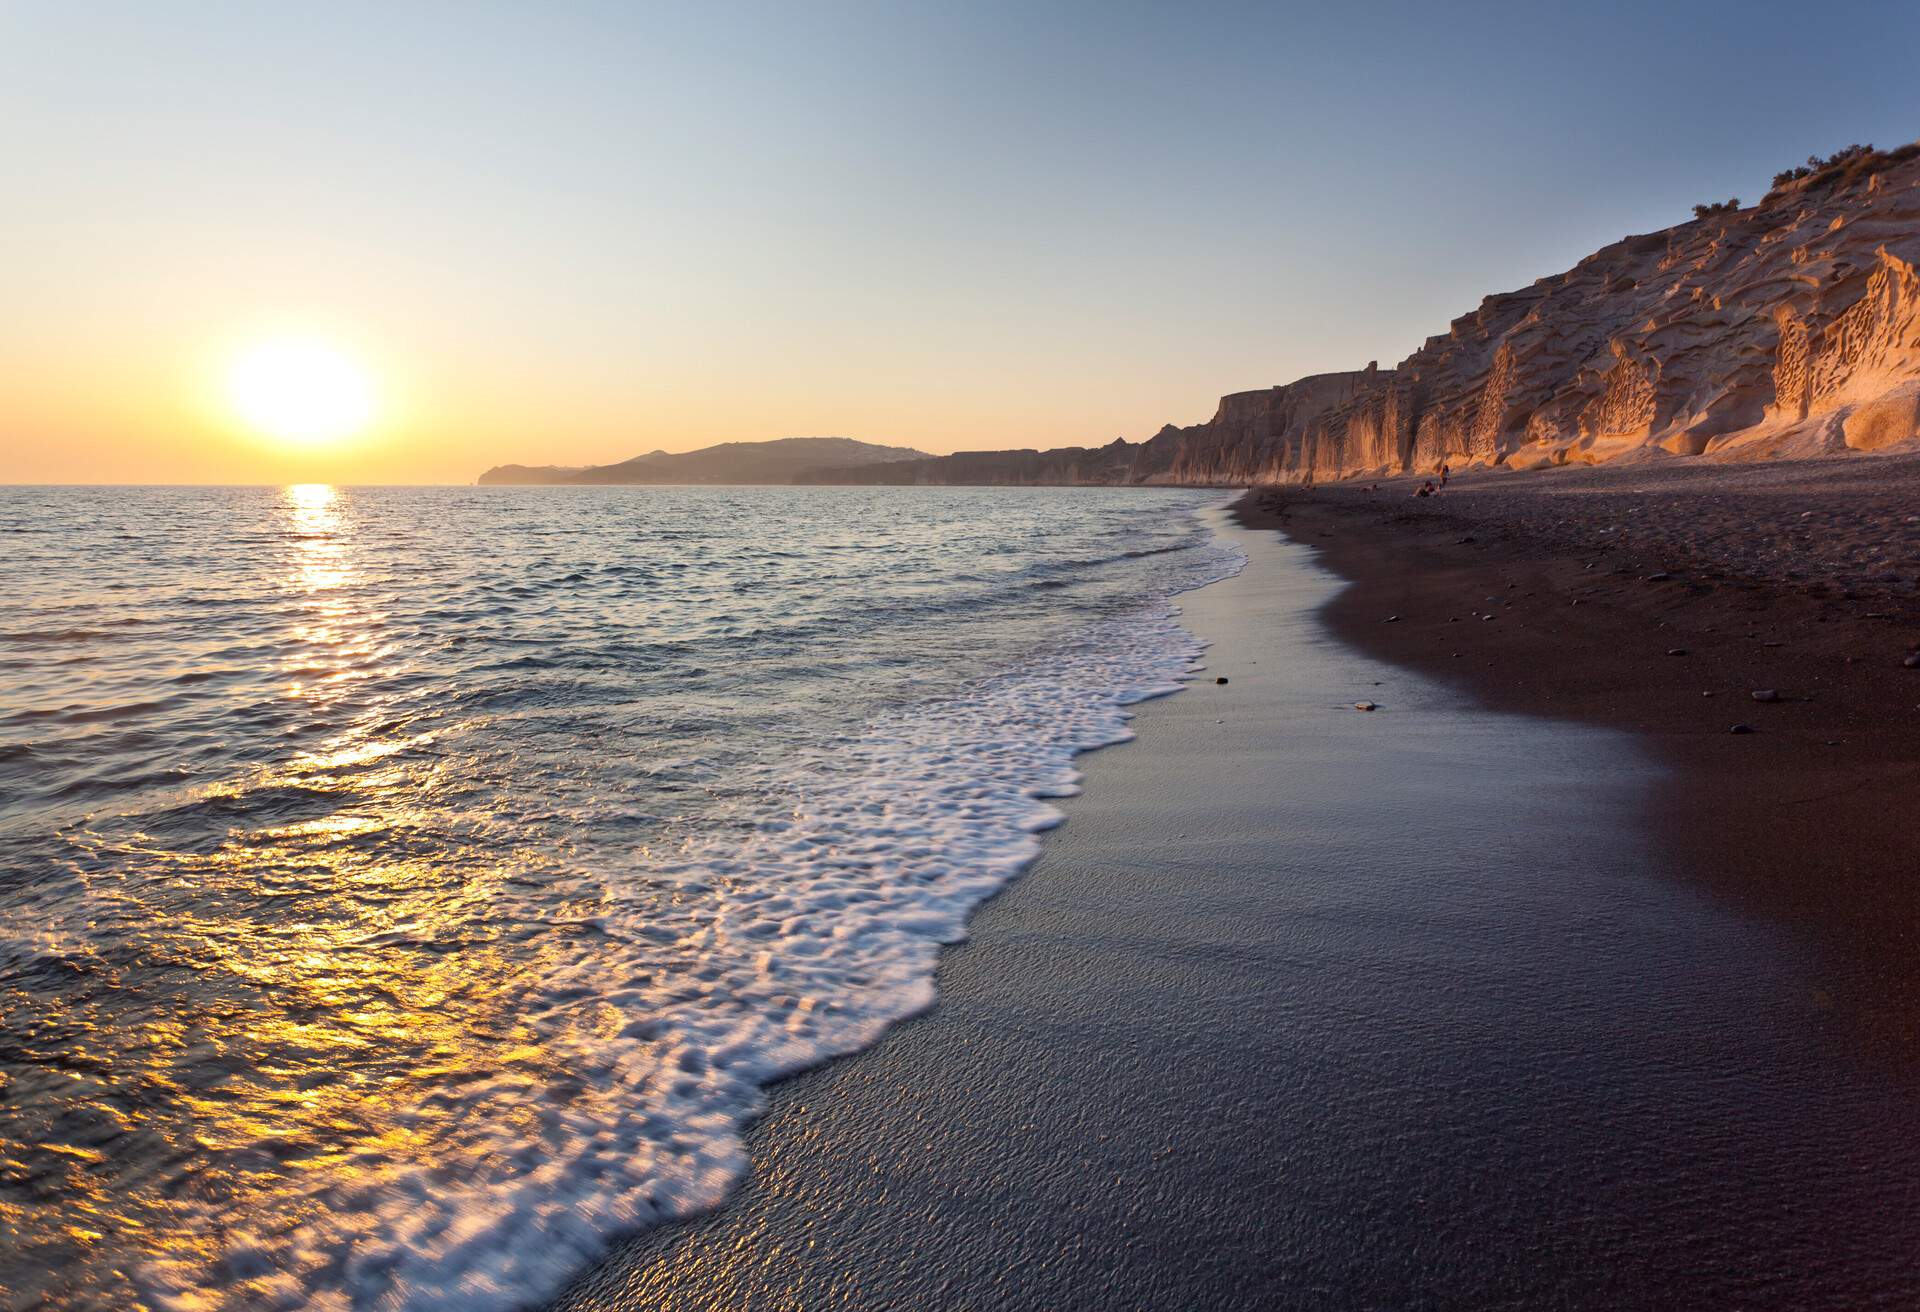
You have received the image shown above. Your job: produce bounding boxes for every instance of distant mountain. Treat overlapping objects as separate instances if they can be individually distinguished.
[793,436,1169,486]
[477,437,930,486]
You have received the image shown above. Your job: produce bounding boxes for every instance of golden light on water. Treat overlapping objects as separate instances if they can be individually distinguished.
[284,484,358,693]
[227,338,376,445]
[9,480,578,1303]
[287,481,343,538]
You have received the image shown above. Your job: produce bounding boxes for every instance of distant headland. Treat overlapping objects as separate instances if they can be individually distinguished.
[477,436,929,486]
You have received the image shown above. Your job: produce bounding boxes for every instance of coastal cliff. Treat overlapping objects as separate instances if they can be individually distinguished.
[808,142,1920,486]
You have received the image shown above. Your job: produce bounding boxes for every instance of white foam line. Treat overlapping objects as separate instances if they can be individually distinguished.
[142,522,1251,1312]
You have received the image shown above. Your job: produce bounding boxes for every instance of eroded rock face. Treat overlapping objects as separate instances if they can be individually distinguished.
[1145,150,1920,483]
[801,149,1920,488]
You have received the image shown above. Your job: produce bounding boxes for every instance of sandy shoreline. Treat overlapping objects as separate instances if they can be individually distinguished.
[550,502,1920,1309]
[1238,456,1920,1059]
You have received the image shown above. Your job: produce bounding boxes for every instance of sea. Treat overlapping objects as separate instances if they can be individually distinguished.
[0,483,1242,1311]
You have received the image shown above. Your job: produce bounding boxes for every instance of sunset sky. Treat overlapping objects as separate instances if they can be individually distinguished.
[5,0,1918,484]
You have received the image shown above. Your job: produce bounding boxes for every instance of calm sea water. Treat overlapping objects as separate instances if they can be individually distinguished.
[0,484,1240,1311]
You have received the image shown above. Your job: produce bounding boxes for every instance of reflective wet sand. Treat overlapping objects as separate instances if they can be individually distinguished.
[556,513,1920,1310]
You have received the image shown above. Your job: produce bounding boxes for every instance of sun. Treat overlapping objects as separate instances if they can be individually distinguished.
[226,337,375,444]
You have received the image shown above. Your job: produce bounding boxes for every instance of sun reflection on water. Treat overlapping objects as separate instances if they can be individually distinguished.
[0,483,606,1306]
[282,484,365,695]
[0,484,1227,1309]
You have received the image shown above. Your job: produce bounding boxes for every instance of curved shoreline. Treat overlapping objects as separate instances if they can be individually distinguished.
[499,518,1247,1308]
[549,508,1920,1309]
[1237,466,1920,1059]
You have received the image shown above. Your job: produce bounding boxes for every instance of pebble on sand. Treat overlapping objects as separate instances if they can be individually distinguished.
[1215,676,1229,685]
[1354,701,1378,712]
[1751,689,1780,703]
[1731,723,1757,734]
[1667,648,1688,656]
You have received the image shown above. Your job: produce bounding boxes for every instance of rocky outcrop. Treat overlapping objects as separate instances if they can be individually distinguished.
[814,142,1920,487]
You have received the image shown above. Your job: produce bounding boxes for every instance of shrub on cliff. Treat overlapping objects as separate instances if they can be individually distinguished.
[1766,142,1920,199]
[1691,198,1740,219]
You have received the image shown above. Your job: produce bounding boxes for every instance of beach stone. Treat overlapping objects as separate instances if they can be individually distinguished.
[1904,653,1920,668]
[1354,701,1378,712]
[1751,689,1780,703]
[1215,676,1229,685]
[1731,723,1757,734]
[1385,615,1401,622]
[1667,648,1689,656]
[1647,572,1673,581]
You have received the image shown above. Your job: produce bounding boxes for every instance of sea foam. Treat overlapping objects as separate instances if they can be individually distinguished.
[147,551,1242,1310]
[0,485,1240,1311]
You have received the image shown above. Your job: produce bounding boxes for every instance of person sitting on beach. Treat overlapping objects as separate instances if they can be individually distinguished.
[1414,480,1436,497]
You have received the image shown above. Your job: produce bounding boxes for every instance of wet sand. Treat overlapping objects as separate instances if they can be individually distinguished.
[551,511,1920,1310]
[1243,457,1920,1058]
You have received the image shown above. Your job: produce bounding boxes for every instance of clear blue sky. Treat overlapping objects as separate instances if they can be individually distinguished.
[4,0,1918,481]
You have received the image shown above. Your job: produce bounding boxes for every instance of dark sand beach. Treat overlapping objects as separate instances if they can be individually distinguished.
[553,503,1920,1310]
[1242,454,1920,1057]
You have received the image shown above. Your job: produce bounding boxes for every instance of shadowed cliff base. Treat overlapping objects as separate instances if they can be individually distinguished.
[1236,454,1920,1062]
[804,141,1920,488]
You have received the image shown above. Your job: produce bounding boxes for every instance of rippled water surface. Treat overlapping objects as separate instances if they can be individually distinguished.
[0,484,1239,1310]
